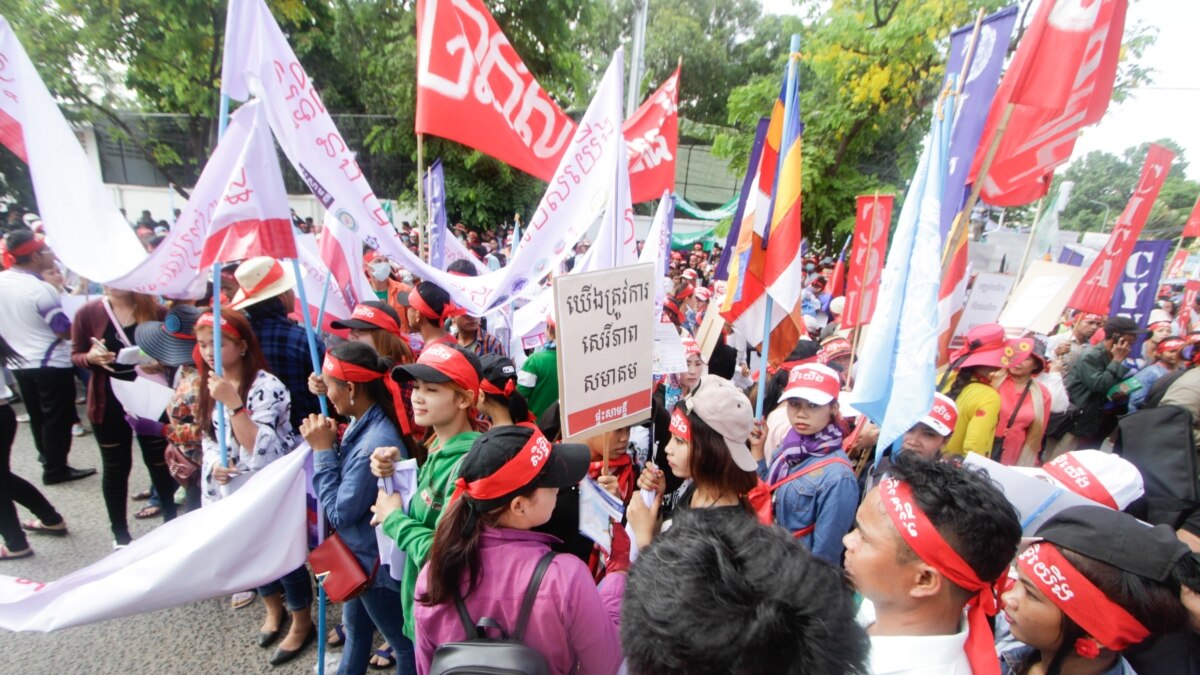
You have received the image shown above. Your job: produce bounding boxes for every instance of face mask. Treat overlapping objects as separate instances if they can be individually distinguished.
[370,262,391,281]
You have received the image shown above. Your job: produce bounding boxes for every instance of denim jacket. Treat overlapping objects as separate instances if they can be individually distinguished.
[996,615,1137,675]
[756,450,859,564]
[312,404,404,573]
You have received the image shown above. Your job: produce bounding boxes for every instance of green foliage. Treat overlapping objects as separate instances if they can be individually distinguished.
[1056,139,1198,239]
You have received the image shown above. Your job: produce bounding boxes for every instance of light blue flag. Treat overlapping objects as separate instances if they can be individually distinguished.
[846,95,954,458]
[424,158,449,270]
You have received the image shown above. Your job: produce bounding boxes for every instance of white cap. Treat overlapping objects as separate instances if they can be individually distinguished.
[1013,450,1144,510]
[829,296,845,316]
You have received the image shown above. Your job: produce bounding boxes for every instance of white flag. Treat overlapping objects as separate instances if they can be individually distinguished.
[0,17,146,282]
[107,100,293,297]
[0,446,311,632]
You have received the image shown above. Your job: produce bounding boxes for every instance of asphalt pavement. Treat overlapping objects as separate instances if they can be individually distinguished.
[0,400,348,675]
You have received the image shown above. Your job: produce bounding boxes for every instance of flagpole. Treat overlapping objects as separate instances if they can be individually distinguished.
[755,34,802,418]
[315,270,333,333]
[417,133,428,264]
[211,262,228,469]
[955,9,987,96]
[1016,195,1047,281]
[941,103,1016,273]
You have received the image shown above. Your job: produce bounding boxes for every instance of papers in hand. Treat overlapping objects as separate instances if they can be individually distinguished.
[376,459,419,581]
[116,346,154,366]
[579,476,626,554]
[110,377,174,421]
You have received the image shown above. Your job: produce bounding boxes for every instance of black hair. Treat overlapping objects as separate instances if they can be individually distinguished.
[446,258,479,276]
[483,385,529,426]
[242,295,289,319]
[946,365,989,402]
[0,334,20,368]
[4,228,39,266]
[683,405,758,500]
[884,452,1021,587]
[325,340,424,464]
[622,508,870,675]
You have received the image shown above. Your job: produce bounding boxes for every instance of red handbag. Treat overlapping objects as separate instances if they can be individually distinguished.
[308,533,376,603]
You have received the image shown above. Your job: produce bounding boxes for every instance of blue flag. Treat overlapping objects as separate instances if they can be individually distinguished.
[939,6,1018,241]
[847,93,955,458]
[424,158,449,270]
[1109,239,1173,355]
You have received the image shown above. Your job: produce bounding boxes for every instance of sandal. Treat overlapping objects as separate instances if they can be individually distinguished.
[231,590,257,610]
[22,519,68,537]
[327,623,346,648]
[368,645,395,670]
[131,489,153,501]
[134,505,162,520]
[0,545,33,560]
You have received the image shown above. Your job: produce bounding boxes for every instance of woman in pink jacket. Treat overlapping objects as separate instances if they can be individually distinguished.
[412,423,628,675]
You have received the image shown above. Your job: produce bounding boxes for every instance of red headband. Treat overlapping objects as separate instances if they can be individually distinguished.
[669,408,690,441]
[453,423,551,503]
[676,285,694,301]
[322,354,411,436]
[2,238,44,268]
[241,261,286,299]
[196,313,242,340]
[1041,455,1119,510]
[1017,543,1149,653]
[880,477,999,675]
[415,343,481,396]
[480,378,516,397]
[408,288,465,322]
[350,303,404,338]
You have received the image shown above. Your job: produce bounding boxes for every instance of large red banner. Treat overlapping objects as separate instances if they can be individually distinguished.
[842,195,894,329]
[1067,144,1175,314]
[970,0,1128,207]
[1179,280,1200,334]
[1166,248,1190,280]
[416,0,677,202]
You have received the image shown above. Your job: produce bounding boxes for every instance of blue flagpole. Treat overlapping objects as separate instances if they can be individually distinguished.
[315,271,332,333]
[211,262,228,468]
[291,257,329,417]
[755,34,803,418]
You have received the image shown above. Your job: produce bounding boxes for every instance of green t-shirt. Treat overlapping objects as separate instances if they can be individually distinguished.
[516,345,559,419]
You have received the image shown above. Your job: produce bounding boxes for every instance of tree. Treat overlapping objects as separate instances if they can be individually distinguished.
[1056,139,1199,239]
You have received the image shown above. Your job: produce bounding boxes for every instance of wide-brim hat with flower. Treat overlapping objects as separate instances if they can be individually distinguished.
[948,323,1008,371]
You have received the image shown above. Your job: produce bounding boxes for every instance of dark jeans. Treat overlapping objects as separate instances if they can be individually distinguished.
[93,391,177,542]
[340,577,416,675]
[0,404,62,551]
[257,564,313,612]
[13,367,76,475]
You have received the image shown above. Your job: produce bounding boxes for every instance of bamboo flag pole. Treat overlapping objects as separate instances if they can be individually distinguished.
[416,133,428,264]
[941,103,1016,273]
[956,9,987,96]
[1015,195,1048,282]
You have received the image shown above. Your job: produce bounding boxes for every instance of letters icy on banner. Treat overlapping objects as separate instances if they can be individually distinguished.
[1108,240,1171,355]
[554,264,655,440]
[1067,144,1175,315]
[842,195,893,329]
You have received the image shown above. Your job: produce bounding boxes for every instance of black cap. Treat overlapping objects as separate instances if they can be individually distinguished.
[135,304,202,368]
[479,353,518,390]
[330,301,402,332]
[1036,505,1188,582]
[1105,315,1149,336]
[458,425,590,511]
[396,281,452,318]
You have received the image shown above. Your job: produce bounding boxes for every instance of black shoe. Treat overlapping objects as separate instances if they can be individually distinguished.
[42,467,97,485]
[269,626,316,666]
[257,626,284,648]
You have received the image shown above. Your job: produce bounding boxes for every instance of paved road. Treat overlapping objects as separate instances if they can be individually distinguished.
[0,400,346,675]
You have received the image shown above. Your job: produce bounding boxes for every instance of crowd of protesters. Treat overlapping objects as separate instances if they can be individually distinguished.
[2,208,1200,674]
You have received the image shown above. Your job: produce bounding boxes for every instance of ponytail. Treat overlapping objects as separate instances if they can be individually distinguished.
[327,341,425,463]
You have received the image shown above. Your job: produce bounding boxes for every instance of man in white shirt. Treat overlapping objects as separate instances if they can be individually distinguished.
[0,230,94,485]
[843,452,1021,675]
[1044,312,1104,378]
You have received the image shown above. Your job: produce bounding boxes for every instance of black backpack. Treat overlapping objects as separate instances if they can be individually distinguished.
[428,551,557,675]
[1114,405,1200,528]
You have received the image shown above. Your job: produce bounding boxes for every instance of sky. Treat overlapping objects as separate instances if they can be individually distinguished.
[760,0,1200,179]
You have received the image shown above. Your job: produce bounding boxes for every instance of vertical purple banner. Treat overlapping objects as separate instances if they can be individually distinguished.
[939,6,1018,241]
[1109,239,1172,352]
[424,158,448,270]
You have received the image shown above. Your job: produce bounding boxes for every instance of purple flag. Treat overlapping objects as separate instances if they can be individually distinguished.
[1109,239,1172,354]
[424,158,449,270]
[939,6,1018,241]
[715,117,770,281]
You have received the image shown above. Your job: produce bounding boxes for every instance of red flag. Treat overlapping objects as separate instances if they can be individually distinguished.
[1179,280,1200,334]
[416,0,677,202]
[1167,249,1190,279]
[842,195,893,329]
[1183,194,1200,238]
[1067,144,1175,314]
[969,0,1128,207]
[626,67,680,203]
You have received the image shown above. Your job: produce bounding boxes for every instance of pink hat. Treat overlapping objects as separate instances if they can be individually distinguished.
[1015,450,1144,510]
[779,363,840,406]
[916,393,958,437]
[681,268,698,281]
[682,337,701,359]
[949,323,1008,370]
[694,287,712,302]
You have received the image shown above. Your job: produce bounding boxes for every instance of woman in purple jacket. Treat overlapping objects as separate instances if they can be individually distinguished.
[412,424,627,675]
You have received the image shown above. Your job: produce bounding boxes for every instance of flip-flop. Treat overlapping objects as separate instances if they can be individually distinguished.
[231,590,257,610]
[327,623,346,647]
[22,519,68,537]
[134,505,162,520]
[131,489,153,501]
[0,545,33,560]
[368,645,395,670]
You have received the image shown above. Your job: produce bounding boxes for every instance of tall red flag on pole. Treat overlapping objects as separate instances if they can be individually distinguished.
[1182,194,1200,239]
[1067,144,1175,314]
[842,195,893,329]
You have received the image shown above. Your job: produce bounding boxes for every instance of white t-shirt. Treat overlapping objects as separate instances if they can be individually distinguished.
[0,270,72,369]
[858,599,973,675]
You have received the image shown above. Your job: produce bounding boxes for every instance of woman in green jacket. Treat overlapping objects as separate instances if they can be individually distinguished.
[370,343,484,657]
